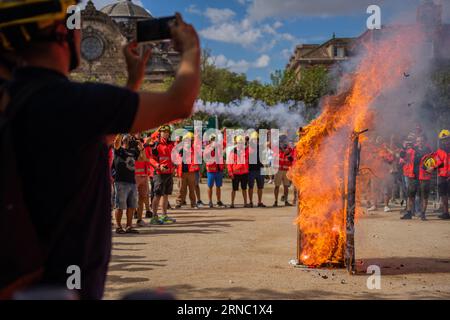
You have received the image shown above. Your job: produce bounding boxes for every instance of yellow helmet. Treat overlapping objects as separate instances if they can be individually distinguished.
[423,156,436,170]
[249,131,258,140]
[0,0,79,51]
[183,132,194,140]
[158,125,171,132]
[235,135,244,143]
[439,130,450,140]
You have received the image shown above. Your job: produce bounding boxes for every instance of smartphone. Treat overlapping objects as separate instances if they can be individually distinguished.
[136,16,176,42]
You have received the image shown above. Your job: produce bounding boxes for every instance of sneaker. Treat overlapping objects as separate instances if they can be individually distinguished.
[209,202,214,208]
[145,210,153,218]
[249,202,254,208]
[384,206,391,212]
[285,201,293,207]
[400,211,413,220]
[257,203,267,208]
[136,219,146,227]
[367,205,377,212]
[217,201,226,208]
[438,212,450,220]
[230,204,235,209]
[115,227,126,234]
[175,204,182,209]
[197,200,205,206]
[244,203,252,208]
[160,215,176,224]
[420,213,427,221]
[191,205,200,210]
[281,195,285,202]
[125,226,139,234]
[273,201,278,207]
[150,216,163,225]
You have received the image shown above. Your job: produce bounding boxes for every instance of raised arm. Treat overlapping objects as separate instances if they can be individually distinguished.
[127,13,201,133]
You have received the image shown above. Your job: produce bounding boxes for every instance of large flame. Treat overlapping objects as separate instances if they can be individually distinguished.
[289,26,426,266]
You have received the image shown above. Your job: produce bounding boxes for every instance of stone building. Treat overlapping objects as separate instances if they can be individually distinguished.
[286,0,450,78]
[72,0,180,84]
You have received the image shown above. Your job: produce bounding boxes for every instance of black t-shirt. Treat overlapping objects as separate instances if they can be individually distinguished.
[413,146,431,178]
[114,147,139,183]
[9,67,138,299]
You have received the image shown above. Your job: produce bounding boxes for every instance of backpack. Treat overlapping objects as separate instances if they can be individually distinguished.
[0,80,50,299]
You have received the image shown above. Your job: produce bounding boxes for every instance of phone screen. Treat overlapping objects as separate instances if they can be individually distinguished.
[136,16,176,42]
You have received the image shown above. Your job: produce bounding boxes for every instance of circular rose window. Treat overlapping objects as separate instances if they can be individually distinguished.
[81,35,104,61]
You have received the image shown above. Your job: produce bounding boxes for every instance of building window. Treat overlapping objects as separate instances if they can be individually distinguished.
[333,46,338,57]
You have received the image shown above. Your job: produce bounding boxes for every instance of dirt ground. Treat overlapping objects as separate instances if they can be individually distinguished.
[104,180,450,300]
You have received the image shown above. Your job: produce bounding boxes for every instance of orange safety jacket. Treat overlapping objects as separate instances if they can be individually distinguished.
[176,145,200,176]
[434,149,449,178]
[148,138,175,175]
[227,147,249,176]
[135,161,148,177]
[204,144,224,173]
[403,148,432,181]
[278,147,294,171]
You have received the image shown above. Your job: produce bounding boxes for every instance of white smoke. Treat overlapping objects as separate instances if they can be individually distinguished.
[194,98,306,132]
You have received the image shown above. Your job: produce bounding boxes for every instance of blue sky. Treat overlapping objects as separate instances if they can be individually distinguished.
[87,0,450,83]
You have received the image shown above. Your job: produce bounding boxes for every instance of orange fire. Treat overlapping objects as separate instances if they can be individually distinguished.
[289,26,426,266]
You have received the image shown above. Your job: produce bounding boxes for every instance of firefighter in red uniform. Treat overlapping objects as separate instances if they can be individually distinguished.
[149,125,176,224]
[429,130,450,219]
[400,136,433,220]
[204,135,226,208]
[228,135,250,208]
[274,135,294,207]
[175,132,200,209]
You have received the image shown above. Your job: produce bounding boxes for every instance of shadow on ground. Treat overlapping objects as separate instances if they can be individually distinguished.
[357,257,450,275]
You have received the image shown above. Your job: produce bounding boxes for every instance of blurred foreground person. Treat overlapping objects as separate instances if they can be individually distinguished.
[0,1,200,299]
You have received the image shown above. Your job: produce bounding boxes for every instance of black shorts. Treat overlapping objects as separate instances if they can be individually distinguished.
[438,177,449,197]
[407,178,430,199]
[153,174,173,196]
[232,174,249,191]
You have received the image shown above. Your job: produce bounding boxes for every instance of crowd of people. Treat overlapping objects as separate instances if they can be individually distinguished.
[365,126,450,221]
[109,126,297,234]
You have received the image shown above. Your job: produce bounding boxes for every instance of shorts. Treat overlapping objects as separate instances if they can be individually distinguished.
[207,171,223,188]
[136,175,149,198]
[275,170,291,187]
[232,173,249,191]
[153,174,174,196]
[438,177,449,197]
[248,169,265,189]
[407,178,430,199]
[114,182,138,210]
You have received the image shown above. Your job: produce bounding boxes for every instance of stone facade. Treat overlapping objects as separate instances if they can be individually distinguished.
[71,0,179,84]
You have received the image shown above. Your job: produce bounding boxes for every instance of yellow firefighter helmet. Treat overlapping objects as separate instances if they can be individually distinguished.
[439,130,450,140]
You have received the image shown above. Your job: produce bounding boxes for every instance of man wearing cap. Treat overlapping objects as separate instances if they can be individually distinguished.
[0,1,200,299]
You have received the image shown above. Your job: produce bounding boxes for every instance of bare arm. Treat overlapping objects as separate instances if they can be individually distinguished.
[113,134,122,150]
[128,13,200,133]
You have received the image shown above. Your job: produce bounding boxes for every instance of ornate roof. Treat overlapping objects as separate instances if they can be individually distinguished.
[100,0,153,19]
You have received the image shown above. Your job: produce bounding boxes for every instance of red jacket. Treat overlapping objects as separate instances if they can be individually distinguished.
[402,148,432,181]
[135,161,148,176]
[148,138,175,175]
[227,147,249,176]
[176,145,200,176]
[204,143,224,173]
[434,149,449,178]
[277,146,294,171]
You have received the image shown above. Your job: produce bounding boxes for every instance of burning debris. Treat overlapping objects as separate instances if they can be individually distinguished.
[289,24,428,272]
